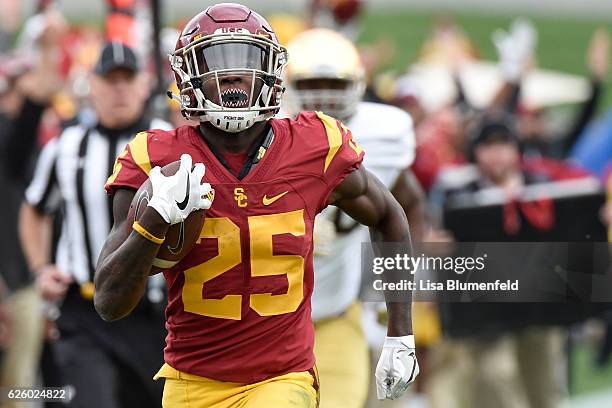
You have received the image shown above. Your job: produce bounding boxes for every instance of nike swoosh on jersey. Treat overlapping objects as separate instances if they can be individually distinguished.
[262,191,289,206]
[176,180,190,210]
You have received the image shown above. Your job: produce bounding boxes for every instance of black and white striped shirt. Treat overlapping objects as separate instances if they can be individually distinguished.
[25,118,172,284]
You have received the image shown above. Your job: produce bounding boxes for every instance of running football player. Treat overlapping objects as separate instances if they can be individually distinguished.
[94,3,418,407]
[284,28,425,407]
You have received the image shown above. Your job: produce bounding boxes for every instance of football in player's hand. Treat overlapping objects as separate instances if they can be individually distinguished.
[127,161,206,270]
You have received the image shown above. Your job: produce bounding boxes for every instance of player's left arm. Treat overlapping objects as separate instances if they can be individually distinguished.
[329,165,419,400]
[390,167,426,243]
[329,166,413,336]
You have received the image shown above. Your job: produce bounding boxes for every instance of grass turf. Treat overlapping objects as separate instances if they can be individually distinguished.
[570,343,612,395]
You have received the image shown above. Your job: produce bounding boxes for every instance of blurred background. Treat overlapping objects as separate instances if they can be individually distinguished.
[0,0,611,407]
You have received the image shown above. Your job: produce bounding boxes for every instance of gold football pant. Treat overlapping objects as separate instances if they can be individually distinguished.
[0,286,44,388]
[314,302,369,408]
[154,363,319,408]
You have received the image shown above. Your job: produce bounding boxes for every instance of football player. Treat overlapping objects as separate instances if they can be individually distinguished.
[284,28,425,407]
[94,3,418,407]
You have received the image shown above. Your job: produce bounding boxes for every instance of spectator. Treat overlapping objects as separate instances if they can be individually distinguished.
[418,14,478,66]
[309,0,363,40]
[495,25,609,160]
[427,114,592,408]
[0,11,65,388]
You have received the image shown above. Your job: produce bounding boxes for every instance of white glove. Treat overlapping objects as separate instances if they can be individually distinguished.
[375,335,419,400]
[492,18,537,82]
[148,154,214,225]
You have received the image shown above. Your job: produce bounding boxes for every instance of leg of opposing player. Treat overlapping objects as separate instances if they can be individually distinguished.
[314,303,369,408]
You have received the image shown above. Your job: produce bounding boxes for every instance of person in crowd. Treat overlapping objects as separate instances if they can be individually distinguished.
[0,11,66,389]
[308,0,363,40]
[418,14,478,66]
[427,113,592,408]
[510,28,609,159]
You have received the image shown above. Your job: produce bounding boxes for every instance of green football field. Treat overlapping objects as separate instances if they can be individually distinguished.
[571,342,612,396]
[357,10,612,112]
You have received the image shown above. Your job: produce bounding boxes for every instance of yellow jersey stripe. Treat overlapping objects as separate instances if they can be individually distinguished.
[315,112,342,173]
[105,149,127,186]
[128,131,152,175]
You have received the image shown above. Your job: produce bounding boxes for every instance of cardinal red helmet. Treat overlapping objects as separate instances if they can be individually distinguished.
[169,3,288,133]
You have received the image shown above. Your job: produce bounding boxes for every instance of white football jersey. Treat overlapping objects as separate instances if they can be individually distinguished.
[311,101,416,321]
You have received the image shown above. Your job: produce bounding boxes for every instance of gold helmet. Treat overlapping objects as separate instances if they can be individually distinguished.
[285,28,364,121]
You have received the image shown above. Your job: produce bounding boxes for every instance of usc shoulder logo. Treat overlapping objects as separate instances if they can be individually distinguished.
[234,187,247,207]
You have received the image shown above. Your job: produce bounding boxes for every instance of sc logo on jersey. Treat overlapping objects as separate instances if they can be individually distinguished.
[234,187,247,207]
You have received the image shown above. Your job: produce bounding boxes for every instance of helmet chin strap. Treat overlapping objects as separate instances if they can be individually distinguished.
[201,100,262,133]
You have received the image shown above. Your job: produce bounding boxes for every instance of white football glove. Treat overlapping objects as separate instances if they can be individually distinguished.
[375,335,419,400]
[148,154,214,225]
[492,18,537,82]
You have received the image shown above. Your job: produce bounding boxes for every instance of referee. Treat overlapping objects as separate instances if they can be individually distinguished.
[19,42,170,408]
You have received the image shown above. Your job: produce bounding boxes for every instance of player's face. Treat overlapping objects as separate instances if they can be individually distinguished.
[195,42,267,110]
[294,78,350,111]
[201,72,263,110]
[90,68,149,128]
[295,78,350,91]
[475,140,520,183]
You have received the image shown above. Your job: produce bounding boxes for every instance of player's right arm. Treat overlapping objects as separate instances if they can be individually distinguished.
[94,154,213,322]
[94,188,170,321]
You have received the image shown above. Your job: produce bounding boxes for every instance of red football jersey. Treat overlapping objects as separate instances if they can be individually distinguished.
[105,112,364,383]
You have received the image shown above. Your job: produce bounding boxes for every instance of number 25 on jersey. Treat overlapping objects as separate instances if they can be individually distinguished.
[182,209,305,320]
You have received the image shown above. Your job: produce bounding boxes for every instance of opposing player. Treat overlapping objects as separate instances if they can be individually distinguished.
[285,28,425,407]
[94,3,418,407]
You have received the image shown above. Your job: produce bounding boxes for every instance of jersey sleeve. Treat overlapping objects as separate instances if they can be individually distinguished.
[104,131,153,195]
[312,112,365,210]
[25,137,60,214]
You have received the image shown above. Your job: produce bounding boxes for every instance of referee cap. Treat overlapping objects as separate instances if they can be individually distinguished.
[94,41,140,75]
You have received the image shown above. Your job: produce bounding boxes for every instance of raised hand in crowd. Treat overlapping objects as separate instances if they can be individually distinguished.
[588,27,610,81]
[492,18,537,83]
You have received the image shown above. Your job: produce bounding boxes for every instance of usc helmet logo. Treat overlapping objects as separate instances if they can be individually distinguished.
[234,187,247,207]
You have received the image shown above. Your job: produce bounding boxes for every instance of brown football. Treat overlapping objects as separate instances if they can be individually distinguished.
[127,161,206,270]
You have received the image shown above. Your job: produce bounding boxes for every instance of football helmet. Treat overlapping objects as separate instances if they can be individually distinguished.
[169,3,288,133]
[285,28,364,121]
